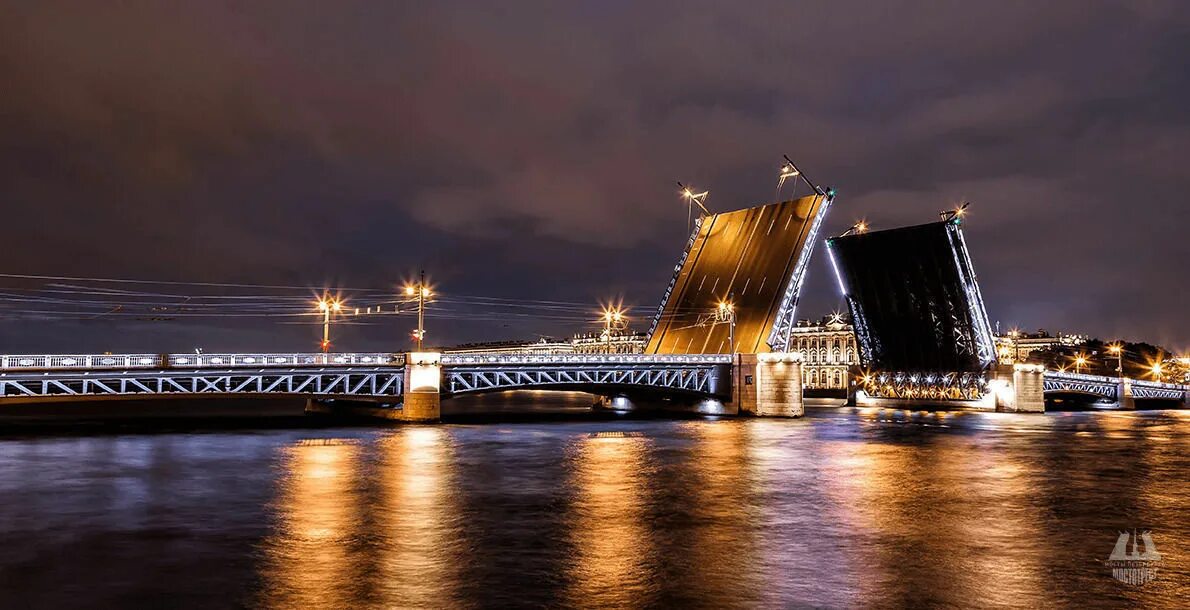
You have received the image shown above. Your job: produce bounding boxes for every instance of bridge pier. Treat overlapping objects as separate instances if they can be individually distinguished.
[400,352,442,422]
[1118,379,1137,410]
[734,353,804,417]
[992,364,1045,413]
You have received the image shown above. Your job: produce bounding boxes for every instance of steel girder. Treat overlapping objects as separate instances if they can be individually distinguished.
[0,367,404,401]
[444,363,729,397]
[1042,376,1117,399]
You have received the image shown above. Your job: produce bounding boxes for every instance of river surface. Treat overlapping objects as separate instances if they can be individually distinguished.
[0,398,1187,608]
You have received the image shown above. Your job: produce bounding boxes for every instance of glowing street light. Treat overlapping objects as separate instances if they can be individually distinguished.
[676,181,710,233]
[1074,354,1088,374]
[716,300,736,353]
[316,295,344,352]
[776,161,800,200]
[1150,362,1164,382]
[1107,343,1124,380]
[403,271,433,351]
[601,305,627,354]
[940,201,971,222]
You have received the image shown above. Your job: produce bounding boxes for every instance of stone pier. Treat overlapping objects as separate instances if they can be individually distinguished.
[399,352,442,422]
[992,364,1045,413]
[733,352,804,417]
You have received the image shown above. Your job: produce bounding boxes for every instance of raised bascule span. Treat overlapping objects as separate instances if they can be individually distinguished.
[645,191,835,355]
[824,218,999,402]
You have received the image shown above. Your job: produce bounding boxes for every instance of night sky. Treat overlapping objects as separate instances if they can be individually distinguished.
[2,1,1187,354]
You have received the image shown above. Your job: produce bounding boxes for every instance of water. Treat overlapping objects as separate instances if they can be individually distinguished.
[0,401,1187,608]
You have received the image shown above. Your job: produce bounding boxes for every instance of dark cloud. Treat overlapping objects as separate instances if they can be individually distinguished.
[0,1,1187,352]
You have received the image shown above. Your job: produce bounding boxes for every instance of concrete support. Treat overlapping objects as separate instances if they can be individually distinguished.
[399,352,442,422]
[1118,379,1137,410]
[735,353,804,417]
[993,364,1045,413]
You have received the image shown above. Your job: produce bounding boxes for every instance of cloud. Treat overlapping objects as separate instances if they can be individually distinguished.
[1,0,1188,349]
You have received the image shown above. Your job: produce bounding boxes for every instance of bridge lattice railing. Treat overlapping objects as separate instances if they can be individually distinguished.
[0,353,404,371]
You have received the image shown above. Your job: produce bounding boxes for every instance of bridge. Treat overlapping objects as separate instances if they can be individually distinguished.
[1042,370,1186,404]
[2,181,1185,419]
[0,351,792,421]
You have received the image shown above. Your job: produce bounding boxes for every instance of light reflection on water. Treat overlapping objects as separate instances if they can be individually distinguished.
[0,406,1187,607]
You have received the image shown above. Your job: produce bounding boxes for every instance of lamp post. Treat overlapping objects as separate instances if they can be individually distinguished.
[601,306,625,354]
[404,271,432,351]
[1108,344,1123,380]
[716,300,736,353]
[316,296,343,353]
[1074,354,1088,375]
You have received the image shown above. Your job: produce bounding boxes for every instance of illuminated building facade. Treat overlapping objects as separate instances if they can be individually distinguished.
[787,315,859,390]
[995,330,1088,364]
[447,332,647,356]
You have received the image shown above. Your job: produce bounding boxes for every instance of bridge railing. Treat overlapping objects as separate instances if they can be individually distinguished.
[0,353,404,371]
[1045,370,1186,390]
[440,353,734,366]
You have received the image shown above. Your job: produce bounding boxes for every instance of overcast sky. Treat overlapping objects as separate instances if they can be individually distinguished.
[1,1,1187,353]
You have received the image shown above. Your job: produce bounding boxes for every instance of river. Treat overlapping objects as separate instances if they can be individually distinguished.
[0,398,1186,608]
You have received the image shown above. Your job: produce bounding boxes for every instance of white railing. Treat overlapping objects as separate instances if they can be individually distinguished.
[439,353,734,366]
[1046,370,1187,390]
[0,353,403,371]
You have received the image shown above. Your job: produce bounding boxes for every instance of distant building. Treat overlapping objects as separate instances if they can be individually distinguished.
[995,329,1088,364]
[571,331,647,354]
[447,337,574,356]
[446,331,647,356]
[787,314,859,390]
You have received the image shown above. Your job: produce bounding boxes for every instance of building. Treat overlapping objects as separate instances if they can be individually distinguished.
[571,331,647,354]
[787,314,860,390]
[446,331,647,356]
[447,337,574,356]
[995,329,1088,364]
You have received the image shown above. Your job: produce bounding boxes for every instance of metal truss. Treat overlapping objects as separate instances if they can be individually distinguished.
[945,221,998,368]
[1042,371,1186,401]
[861,370,988,401]
[646,217,704,344]
[1130,383,1186,400]
[444,362,729,397]
[0,367,404,401]
[767,192,836,351]
[1042,372,1118,399]
[0,353,403,372]
[440,353,732,366]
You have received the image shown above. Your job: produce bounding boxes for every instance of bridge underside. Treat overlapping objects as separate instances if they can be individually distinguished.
[646,193,833,354]
[827,219,997,375]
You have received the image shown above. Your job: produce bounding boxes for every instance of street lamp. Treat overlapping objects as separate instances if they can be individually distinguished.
[316,295,344,353]
[601,306,626,354]
[677,181,710,233]
[1074,354,1088,375]
[1107,343,1123,380]
[403,270,433,351]
[1150,362,1164,382]
[716,300,736,353]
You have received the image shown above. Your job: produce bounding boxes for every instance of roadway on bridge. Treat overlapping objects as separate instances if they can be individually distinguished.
[647,194,828,354]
